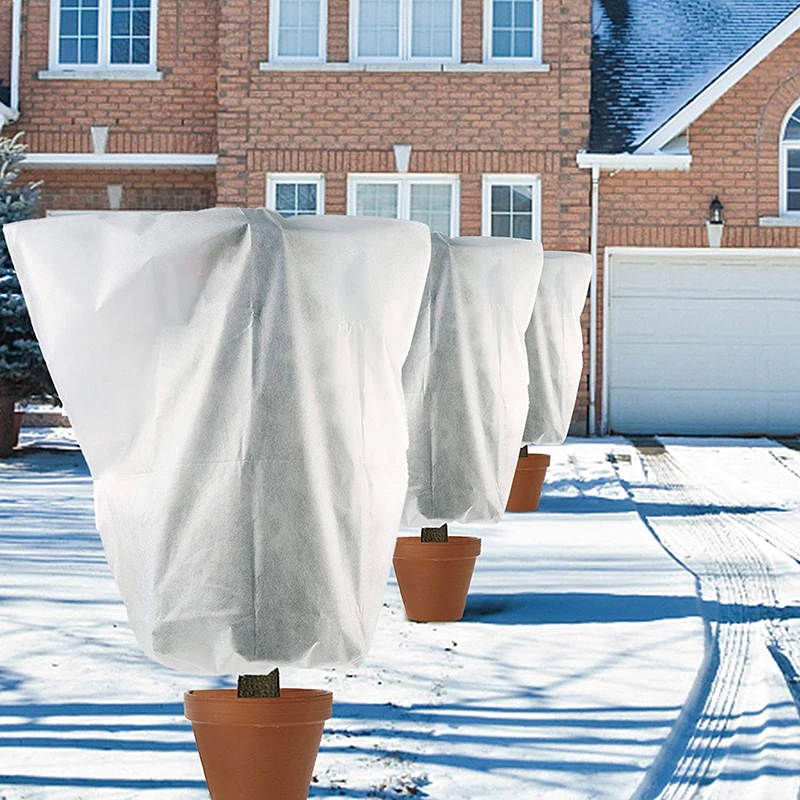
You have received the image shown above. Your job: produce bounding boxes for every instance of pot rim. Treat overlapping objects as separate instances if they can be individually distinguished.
[393,535,481,561]
[517,453,551,468]
[184,688,333,727]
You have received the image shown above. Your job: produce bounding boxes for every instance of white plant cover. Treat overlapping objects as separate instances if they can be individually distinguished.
[5,208,431,675]
[522,251,593,445]
[402,233,543,527]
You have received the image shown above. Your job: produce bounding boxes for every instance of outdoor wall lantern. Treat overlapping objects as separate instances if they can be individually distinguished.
[706,195,725,248]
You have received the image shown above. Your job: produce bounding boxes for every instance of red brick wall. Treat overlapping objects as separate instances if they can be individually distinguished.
[6,0,218,153]
[0,0,11,90]
[593,28,800,433]
[26,168,216,211]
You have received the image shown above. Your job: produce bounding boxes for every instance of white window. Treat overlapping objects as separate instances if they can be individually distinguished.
[781,102,800,215]
[351,0,459,61]
[49,0,157,70]
[266,173,325,216]
[482,174,540,240]
[347,174,459,235]
[484,0,541,61]
[269,0,326,61]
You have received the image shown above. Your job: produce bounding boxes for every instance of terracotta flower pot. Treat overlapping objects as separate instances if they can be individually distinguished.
[393,536,481,622]
[506,453,551,512]
[11,411,23,449]
[184,688,332,800]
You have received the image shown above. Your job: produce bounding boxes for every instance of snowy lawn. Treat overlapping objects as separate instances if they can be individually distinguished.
[1,431,799,799]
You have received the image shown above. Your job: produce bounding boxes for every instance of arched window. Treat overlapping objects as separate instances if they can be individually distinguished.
[781,103,800,214]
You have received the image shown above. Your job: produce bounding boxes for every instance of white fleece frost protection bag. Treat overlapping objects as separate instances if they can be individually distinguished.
[523,251,593,445]
[5,208,431,675]
[402,233,543,527]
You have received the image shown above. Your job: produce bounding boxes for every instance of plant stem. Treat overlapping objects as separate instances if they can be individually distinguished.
[237,669,280,698]
[421,524,448,542]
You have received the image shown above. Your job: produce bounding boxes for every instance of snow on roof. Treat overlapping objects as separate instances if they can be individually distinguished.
[591,0,800,153]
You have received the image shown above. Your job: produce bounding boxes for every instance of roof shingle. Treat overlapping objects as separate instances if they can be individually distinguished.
[591,0,800,153]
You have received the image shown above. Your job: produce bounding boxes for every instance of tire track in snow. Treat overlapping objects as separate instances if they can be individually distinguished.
[614,441,800,800]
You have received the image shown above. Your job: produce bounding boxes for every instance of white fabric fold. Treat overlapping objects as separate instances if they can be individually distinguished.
[402,233,543,527]
[6,208,431,674]
[522,251,593,445]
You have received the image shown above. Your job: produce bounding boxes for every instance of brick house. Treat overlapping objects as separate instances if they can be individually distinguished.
[0,0,593,428]
[584,0,800,437]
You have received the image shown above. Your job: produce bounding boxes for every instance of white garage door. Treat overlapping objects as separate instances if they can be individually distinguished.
[607,249,800,435]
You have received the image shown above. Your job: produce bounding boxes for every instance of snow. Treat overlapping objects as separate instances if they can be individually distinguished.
[1,431,799,798]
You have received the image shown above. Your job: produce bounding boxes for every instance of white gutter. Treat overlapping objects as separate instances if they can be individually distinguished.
[588,164,599,437]
[11,0,21,114]
[23,153,218,168]
[576,151,692,171]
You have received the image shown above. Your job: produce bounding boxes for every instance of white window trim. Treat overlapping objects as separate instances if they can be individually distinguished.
[481,173,542,240]
[349,0,461,64]
[48,0,158,72]
[346,173,460,235]
[268,0,328,62]
[266,172,325,215]
[780,100,800,217]
[483,0,542,63]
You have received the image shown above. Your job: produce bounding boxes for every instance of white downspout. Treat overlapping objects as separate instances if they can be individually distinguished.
[10,0,22,113]
[588,164,599,436]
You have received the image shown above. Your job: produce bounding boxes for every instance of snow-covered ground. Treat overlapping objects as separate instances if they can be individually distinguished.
[1,431,799,799]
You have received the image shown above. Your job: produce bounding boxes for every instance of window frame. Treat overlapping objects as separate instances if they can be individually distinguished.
[347,173,460,235]
[481,173,541,241]
[780,100,800,217]
[48,0,158,72]
[349,0,461,63]
[482,0,542,63]
[266,172,326,216]
[269,0,328,62]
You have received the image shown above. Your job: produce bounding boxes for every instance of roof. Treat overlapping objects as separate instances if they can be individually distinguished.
[591,0,800,153]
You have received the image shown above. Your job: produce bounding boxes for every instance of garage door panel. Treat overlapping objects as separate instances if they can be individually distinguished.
[611,299,782,344]
[611,343,765,390]
[611,258,800,300]
[609,388,800,436]
[608,250,800,435]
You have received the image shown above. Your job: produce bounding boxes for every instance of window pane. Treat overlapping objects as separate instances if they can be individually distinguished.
[492,0,535,59]
[59,0,99,65]
[61,9,79,35]
[788,150,800,169]
[111,38,130,62]
[512,185,532,212]
[131,37,150,63]
[409,183,453,234]
[513,29,532,58]
[80,37,98,62]
[491,213,511,237]
[277,0,321,57]
[355,183,399,218]
[59,37,79,63]
[358,0,399,57]
[297,184,318,212]
[788,190,800,212]
[785,111,800,141]
[513,214,532,239]
[273,182,319,216]
[411,0,453,58]
[275,184,297,211]
[491,184,511,212]
[108,0,152,65]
